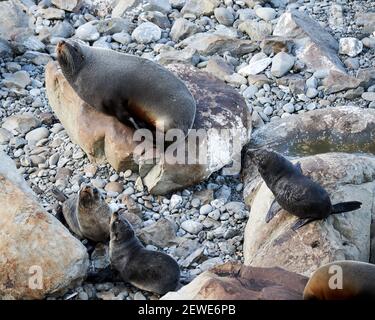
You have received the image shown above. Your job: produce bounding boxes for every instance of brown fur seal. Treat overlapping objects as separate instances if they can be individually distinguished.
[303,261,375,300]
[56,40,196,137]
[109,210,180,295]
[57,185,112,242]
[247,149,362,230]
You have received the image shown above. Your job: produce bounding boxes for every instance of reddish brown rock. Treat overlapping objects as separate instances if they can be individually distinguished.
[162,263,308,300]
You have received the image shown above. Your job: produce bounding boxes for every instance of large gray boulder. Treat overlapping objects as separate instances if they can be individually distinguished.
[273,10,363,93]
[273,10,344,73]
[0,152,89,299]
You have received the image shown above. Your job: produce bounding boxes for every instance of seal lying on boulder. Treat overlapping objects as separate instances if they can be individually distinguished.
[247,149,362,230]
[109,210,180,295]
[56,40,196,137]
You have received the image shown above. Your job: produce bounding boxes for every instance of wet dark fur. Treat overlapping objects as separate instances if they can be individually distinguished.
[56,40,196,137]
[248,149,362,226]
[109,211,180,295]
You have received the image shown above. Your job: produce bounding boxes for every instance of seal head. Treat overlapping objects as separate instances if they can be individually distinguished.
[78,185,103,210]
[110,210,136,243]
[56,40,85,81]
[248,148,296,185]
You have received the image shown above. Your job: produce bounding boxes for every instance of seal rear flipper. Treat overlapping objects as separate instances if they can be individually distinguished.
[331,201,362,214]
[265,200,282,223]
[86,266,122,283]
[291,217,319,231]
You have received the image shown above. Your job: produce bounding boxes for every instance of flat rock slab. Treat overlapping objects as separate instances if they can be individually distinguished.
[162,263,308,300]
[273,10,344,73]
[178,32,258,56]
[45,61,251,195]
[0,151,89,299]
[243,153,375,276]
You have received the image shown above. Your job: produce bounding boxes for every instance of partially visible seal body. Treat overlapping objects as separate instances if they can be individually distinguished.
[247,149,362,230]
[62,185,112,242]
[304,261,375,300]
[56,40,196,137]
[109,211,180,295]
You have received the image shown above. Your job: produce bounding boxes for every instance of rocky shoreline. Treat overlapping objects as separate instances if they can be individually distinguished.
[1,0,375,300]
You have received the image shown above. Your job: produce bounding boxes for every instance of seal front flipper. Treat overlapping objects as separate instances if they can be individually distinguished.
[265,199,282,223]
[295,162,303,174]
[50,186,68,225]
[291,217,318,231]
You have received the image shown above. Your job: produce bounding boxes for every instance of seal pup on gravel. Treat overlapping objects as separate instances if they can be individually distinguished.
[247,149,362,230]
[303,261,375,300]
[53,185,112,242]
[56,40,196,138]
[109,210,180,295]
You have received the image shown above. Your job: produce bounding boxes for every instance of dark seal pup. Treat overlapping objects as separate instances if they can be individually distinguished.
[304,261,375,300]
[56,40,196,137]
[247,149,362,230]
[109,211,180,295]
[53,185,112,242]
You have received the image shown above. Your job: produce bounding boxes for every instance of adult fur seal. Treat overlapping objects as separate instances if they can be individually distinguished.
[109,211,180,295]
[54,185,112,242]
[303,261,375,300]
[56,40,196,137]
[247,149,362,230]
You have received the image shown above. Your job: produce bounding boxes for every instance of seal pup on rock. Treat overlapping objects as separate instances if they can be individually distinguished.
[109,211,180,295]
[56,40,196,137]
[52,185,112,242]
[247,149,362,230]
[303,261,375,300]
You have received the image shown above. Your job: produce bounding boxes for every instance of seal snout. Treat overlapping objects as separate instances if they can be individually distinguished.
[79,185,98,205]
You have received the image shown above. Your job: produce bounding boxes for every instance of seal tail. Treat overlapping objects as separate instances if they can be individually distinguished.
[332,201,362,214]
